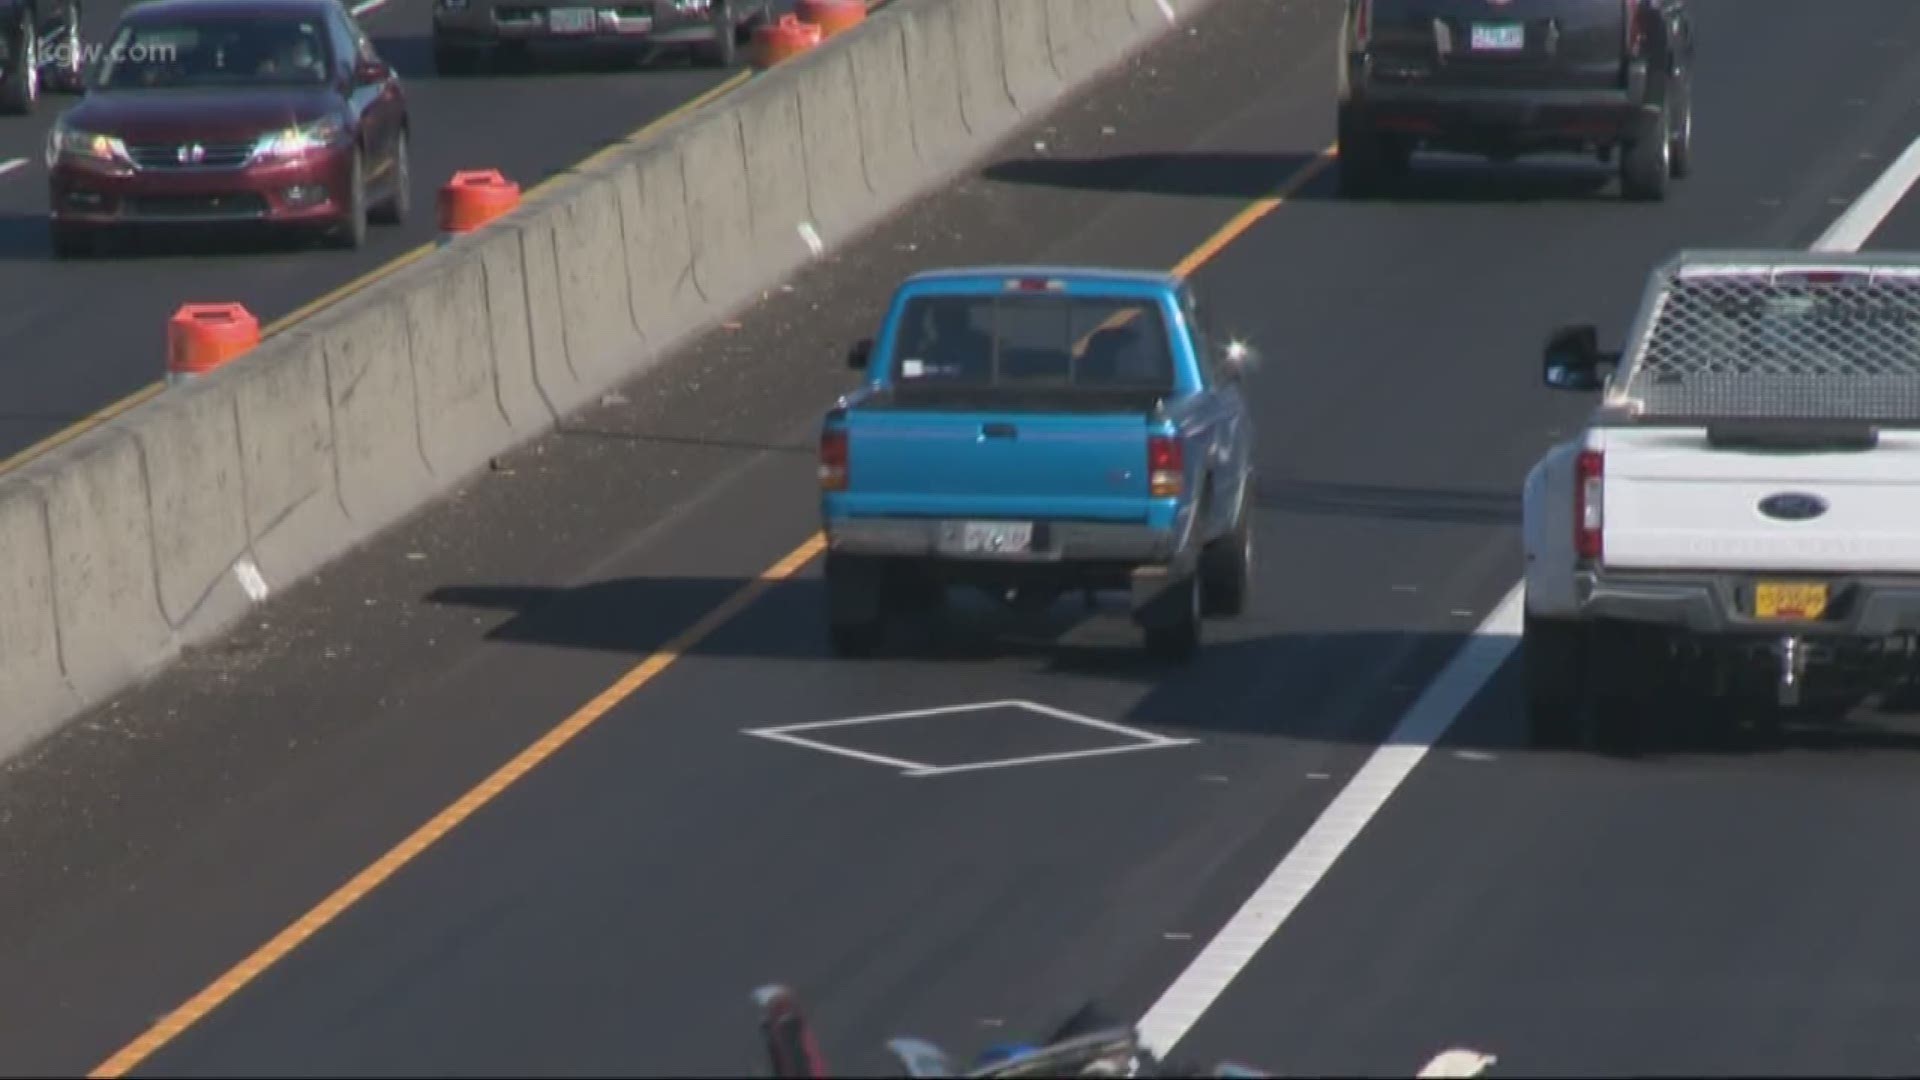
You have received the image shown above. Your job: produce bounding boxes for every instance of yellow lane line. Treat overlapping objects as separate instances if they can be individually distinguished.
[0,382,165,476]
[1170,143,1335,280]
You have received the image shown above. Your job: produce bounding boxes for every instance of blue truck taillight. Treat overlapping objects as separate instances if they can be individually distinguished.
[819,428,848,491]
[1148,434,1182,497]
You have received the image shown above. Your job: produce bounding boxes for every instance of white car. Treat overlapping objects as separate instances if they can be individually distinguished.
[1521,251,1920,746]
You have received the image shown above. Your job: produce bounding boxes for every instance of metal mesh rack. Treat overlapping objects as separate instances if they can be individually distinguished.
[1607,251,1920,422]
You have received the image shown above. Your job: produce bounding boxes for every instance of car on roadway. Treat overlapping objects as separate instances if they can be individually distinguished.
[44,0,410,257]
[1521,251,1920,746]
[0,0,84,113]
[1336,0,1696,200]
[430,0,777,76]
[817,266,1258,662]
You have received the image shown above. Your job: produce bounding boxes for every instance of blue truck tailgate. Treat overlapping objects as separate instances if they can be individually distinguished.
[837,409,1158,522]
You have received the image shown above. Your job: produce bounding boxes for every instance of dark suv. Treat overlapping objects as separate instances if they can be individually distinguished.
[1336,0,1695,200]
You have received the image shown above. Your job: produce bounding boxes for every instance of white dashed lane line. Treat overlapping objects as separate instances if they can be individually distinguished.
[0,158,25,180]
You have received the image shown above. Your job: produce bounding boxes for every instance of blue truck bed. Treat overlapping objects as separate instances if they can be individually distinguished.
[816,266,1258,661]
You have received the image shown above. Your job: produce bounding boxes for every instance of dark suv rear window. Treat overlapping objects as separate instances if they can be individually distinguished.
[889,295,1175,391]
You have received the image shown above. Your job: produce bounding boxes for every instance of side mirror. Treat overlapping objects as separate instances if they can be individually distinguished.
[352,59,391,86]
[1542,323,1612,391]
[846,338,872,371]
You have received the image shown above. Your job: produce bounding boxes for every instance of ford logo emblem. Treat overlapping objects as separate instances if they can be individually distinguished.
[1758,492,1829,522]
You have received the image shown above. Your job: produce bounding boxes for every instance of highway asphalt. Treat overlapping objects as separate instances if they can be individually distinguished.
[1,0,1920,1075]
[0,0,765,459]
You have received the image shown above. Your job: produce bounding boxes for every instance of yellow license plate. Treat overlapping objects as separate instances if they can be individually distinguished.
[1755,581,1828,620]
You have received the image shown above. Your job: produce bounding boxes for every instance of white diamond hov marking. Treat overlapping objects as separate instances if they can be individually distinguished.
[742,699,1196,778]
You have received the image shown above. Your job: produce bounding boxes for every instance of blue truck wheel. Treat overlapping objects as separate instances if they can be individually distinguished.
[1201,491,1253,618]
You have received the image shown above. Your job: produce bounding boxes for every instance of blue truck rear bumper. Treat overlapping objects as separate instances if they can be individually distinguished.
[825,517,1191,616]
[825,518,1176,564]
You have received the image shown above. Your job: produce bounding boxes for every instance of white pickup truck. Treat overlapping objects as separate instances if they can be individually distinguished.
[1521,251,1920,746]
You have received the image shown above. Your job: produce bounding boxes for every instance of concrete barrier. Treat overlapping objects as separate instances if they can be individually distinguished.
[550,174,643,392]
[127,381,250,632]
[847,17,921,196]
[613,140,709,355]
[731,63,816,276]
[321,291,432,536]
[0,0,1222,766]
[998,0,1059,115]
[0,482,75,748]
[33,425,173,704]
[949,0,1018,143]
[794,46,868,246]
[228,328,349,587]
[896,0,967,173]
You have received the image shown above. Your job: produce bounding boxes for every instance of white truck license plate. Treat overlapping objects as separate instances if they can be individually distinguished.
[547,7,595,33]
[1469,22,1525,51]
[943,520,1033,555]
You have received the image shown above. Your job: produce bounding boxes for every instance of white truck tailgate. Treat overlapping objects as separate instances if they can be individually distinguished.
[1598,426,1920,572]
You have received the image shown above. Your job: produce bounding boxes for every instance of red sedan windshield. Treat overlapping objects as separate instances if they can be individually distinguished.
[94,17,333,90]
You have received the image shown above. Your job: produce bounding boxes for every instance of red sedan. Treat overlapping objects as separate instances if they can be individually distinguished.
[45,0,409,257]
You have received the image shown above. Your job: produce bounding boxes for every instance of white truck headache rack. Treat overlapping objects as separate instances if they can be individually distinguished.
[1609,250,1920,421]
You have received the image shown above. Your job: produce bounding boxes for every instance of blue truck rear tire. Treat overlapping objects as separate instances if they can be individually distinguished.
[1200,491,1254,618]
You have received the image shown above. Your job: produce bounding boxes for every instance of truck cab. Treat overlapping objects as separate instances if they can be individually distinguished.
[817,267,1258,661]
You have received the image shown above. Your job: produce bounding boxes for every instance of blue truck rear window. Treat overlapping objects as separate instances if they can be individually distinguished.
[889,296,1175,390]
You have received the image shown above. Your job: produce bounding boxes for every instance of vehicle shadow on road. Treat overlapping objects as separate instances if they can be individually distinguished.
[0,214,55,262]
[981,150,1335,202]
[426,570,1920,762]
[0,212,333,262]
[1255,477,1520,526]
[980,150,1620,204]
[373,32,741,81]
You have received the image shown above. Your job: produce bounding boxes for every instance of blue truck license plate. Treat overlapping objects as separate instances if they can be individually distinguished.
[942,521,1033,554]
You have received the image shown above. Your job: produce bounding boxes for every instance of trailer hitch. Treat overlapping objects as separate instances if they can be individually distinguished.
[1773,634,1807,708]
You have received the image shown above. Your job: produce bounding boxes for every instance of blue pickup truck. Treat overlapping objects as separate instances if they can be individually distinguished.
[816,266,1257,661]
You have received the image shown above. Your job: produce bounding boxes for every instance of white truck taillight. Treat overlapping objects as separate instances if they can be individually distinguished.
[1575,449,1604,561]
